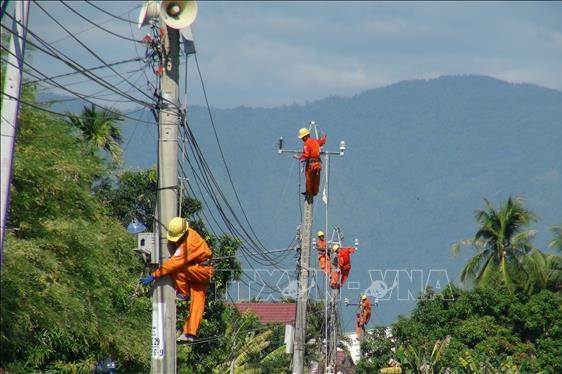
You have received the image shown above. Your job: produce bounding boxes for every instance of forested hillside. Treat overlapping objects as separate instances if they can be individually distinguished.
[116,75,562,326]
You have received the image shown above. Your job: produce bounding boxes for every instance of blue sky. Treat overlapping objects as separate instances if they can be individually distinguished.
[16,1,562,109]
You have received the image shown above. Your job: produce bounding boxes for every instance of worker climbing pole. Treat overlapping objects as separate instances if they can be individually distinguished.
[137,1,200,372]
[277,121,346,374]
[326,229,359,372]
[356,294,372,339]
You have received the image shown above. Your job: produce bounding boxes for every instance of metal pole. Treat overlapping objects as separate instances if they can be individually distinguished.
[293,196,314,374]
[0,0,30,258]
[152,21,180,374]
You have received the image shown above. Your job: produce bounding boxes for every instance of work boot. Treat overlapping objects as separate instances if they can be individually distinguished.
[177,333,196,344]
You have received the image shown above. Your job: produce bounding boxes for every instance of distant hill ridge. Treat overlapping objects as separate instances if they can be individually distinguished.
[38,75,562,326]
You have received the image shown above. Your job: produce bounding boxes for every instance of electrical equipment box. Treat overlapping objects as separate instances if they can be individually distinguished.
[135,232,159,265]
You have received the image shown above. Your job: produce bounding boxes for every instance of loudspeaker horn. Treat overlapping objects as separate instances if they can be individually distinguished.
[161,0,198,29]
[138,0,161,29]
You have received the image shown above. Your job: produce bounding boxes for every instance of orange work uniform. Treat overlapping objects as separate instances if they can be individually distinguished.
[152,228,214,336]
[316,238,331,276]
[356,298,372,337]
[299,134,326,196]
[330,247,356,288]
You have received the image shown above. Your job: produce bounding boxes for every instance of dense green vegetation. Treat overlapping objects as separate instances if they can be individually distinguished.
[358,286,562,373]
[1,87,151,371]
[357,198,562,373]
[0,65,293,372]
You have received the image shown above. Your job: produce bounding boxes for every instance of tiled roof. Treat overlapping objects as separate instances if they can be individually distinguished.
[233,303,296,324]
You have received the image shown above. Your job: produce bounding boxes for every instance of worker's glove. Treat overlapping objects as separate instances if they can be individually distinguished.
[141,274,155,286]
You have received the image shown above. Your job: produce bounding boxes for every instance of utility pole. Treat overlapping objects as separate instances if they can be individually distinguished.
[0,0,30,258]
[152,18,180,374]
[293,194,314,374]
[278,124,346,374]
[138,2,197,371]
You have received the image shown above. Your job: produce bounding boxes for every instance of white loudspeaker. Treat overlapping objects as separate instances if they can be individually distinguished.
[161,0,198,29]
[138,0,161,29]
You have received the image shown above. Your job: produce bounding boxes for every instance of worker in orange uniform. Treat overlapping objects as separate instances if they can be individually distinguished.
[355,294,372,338]
[142,217,214,343]
[316,231,331,276]
[330,244,357,289]
[296,127,326,197]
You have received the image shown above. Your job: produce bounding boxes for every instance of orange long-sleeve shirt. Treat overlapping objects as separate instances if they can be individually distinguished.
[359,298,372,325]
[299,135,326,160]
[338,247,356,267]
[316,238,327,255]
[153,228,212,278]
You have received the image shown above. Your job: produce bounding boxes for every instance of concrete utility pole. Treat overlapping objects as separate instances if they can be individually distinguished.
[278,125,346,374]
[327,286,339,372]
[152,19,180,374]
[0,0,30,258]
[293,195,314,373]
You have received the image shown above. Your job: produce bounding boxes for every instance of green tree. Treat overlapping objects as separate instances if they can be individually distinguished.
[451,196,550,293]
[359,286,562,373]
[548,224,562,252]
[356,327,395,373]
[66,104,124,164]
[1,87,150,372]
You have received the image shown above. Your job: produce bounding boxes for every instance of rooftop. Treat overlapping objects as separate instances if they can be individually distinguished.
[233,302,296,324]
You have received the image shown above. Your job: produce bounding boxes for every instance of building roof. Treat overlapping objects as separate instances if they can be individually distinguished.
[233,303,296,324]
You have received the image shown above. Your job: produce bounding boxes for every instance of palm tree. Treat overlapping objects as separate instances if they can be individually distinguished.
[451,196,545,292]
[66,104,124,163]
[548,224,562,252]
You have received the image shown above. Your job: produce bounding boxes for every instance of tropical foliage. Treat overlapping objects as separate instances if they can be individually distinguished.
[1,86,150,372]
[548,224,562,252]
[451,196,562,293]
[65,104,124,164]
[357,286,562,373]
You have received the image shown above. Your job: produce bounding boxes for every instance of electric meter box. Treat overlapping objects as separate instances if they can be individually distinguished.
[137,232,159,264]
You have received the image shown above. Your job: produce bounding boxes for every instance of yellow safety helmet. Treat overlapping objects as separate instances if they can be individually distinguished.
[332,244,340,252]
[361,294,367,300]
[298,127,310,139]
[317,230,324,237]
[167,217,189,242]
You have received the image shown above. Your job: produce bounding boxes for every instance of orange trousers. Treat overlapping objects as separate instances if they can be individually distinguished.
[173,264,214,336]
[305,162,321,196]
[318,254,332,276]
[330,264,351,289]
[355,311,371,337]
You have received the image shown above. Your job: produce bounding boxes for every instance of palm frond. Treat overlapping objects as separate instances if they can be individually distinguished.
[548,225,562,252]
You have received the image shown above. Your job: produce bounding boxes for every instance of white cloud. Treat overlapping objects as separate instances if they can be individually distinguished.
[22,1,562,108]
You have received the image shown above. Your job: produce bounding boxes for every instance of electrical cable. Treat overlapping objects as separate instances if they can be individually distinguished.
[32,1,156,104]
[0,16,153,109]
[24,57,143,85]
[47,2,142,45]
[60,1,143,44]
[85,0,141,25]
[193,53,268,251]
[1,91,75,119]
[0,44,154,124]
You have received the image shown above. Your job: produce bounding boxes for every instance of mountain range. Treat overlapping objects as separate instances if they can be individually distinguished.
[39,75,562,328]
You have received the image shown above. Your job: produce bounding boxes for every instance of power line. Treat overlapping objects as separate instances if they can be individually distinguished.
[60,1,143,44]
[0,19,151,109]
[0,45,154,124]
[1,91,75,119]
[25,57,143,85]
[0,14,154,109]
[32,1,155,104]
[193,53,268,252]
[85,0,140,25]
[47,2,142,45]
